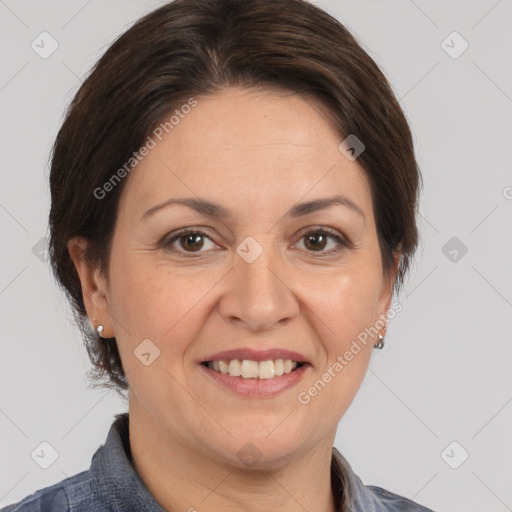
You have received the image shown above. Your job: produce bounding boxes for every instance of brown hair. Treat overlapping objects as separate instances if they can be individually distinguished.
[48,0,422,395]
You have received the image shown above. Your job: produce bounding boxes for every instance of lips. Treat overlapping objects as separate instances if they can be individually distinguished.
[198,348,311,394]
[199,355,311,397]
[200,349,310,379]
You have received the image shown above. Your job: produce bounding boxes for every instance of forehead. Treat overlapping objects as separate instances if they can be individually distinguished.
[119,86,374,224]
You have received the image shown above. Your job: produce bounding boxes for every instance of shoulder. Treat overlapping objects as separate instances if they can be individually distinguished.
[365,484,436,511]
[1,413,155,512]
[332,447,436,512]
[0,470,91,512]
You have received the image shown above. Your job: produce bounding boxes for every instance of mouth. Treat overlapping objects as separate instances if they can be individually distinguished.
[201,359,308,380]
[198,349,311,397]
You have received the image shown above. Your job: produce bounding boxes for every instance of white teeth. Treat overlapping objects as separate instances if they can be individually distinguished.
[274,358,284,376]
[283,359,294,373]
[228,359,242,376]
[241,359,259,378]
[258,360,275,379]
[207,358,300,379]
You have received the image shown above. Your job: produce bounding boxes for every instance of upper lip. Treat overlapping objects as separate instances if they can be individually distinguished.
[200,348,310,364]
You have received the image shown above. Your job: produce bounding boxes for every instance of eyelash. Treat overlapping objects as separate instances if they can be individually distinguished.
[161,226,351,258]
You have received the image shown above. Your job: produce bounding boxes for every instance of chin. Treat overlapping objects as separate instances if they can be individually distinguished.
[213,441,304,472]
[208,426,309,469]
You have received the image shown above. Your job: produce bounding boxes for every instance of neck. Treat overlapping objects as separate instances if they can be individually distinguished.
[128,401,338,512]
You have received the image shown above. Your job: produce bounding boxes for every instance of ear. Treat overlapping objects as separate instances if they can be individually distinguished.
[377,250,401,334]
[67,236,113,337]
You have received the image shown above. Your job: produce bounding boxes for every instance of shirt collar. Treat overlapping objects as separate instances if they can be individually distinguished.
[90,413,165,511]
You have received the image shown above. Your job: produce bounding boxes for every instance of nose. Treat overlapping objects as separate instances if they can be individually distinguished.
[218,242,299,332]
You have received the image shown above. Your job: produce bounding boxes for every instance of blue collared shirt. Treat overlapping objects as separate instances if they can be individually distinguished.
[1,413,435,511]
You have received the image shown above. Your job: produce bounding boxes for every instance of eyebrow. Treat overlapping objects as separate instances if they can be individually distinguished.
[141,195,366,222]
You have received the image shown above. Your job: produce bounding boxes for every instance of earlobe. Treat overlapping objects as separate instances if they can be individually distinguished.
[374,252,400,348]
[67,236,112,336]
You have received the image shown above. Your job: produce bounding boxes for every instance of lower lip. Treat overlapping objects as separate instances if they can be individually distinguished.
[199,363,310,397]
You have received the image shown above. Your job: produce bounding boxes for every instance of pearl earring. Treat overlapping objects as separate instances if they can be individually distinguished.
[374,332,384,349]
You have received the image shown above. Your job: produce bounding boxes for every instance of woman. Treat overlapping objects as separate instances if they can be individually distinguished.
[2,0,435,510]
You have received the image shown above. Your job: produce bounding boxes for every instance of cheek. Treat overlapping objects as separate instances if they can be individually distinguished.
[107,257,218,367]
[306,264,383,344]
[107,261,201,419]
[296,271,380,420]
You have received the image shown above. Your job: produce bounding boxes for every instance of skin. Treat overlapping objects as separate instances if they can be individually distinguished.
[68,86,399,512]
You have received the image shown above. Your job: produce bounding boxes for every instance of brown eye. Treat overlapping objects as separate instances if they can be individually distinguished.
[162,227,349,258]
[178,233,205,252]
[303,232,329,251]
[296,228,349,257]
[164,229,216,254]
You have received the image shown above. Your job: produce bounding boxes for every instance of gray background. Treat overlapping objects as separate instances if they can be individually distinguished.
[1,1,511,511]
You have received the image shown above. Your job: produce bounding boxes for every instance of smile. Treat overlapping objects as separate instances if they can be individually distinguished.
[201,359,305,379]
[200,361,310,398]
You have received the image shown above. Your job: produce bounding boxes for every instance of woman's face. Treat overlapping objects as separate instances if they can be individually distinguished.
[73,87,397,468]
